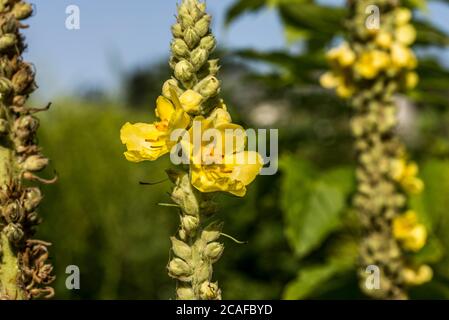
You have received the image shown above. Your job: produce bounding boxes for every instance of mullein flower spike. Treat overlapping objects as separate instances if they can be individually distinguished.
[321,0,428,299]
[0,0,55,300]
[120,0,262,300]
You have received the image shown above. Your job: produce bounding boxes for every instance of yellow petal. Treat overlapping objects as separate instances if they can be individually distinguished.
[180,90,203,113]
[226,151,263,186]
[123,150,145,163]
[156,96,175,121]
[120,122,162,148]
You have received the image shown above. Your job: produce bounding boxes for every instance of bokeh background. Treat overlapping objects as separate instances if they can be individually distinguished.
[23,0,449,299]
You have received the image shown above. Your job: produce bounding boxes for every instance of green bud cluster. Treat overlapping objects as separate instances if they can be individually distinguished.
[165,0,221,115]
[346,0,412,299]
[167,170,222,300]
[0,0,54,300]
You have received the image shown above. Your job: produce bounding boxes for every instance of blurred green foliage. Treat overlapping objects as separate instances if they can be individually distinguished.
[224,0,449,299]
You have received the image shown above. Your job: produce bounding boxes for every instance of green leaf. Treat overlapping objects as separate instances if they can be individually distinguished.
[283,260,353,300]
[280,156,354,258]
[415,20,449,47]
[225,0,267,26]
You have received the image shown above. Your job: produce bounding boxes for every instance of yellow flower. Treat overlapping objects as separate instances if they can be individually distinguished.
[402,265,433,286]
[395,8,412,26]
[355,50,390,79]
[184,107,263,197]
[395,24,416,46]
[327,43,356,67]
[393,210,427,252]
[120,91,191,162]
[391,158,424,194]
[391,43,417,69]
[376,31,393,49]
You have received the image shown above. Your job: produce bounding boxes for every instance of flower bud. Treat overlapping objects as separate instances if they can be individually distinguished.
[172,23,183,38]
[171,237,192,261]
[195,15,211,38]
[205,242,224,262]
[175,60,194,82]
[168,258,192,279]
[0,34,17,51]
[181,215,199,234]
[12,2,33,20]
[190,48,208,70]
[194,75,220,98]
[207,59,220,76]
[22,155,49,172]
[23,187,42,212]
[184,27,200,48]
[162,79,183,100]
[171,39,189,58]
[4,223,24,244]
[199,35,215,52]
[177,286,195,300]
[199,281,221,300]
[201,221,223,243]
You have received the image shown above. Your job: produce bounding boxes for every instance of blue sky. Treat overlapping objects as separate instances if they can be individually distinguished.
[24,0,285,100]
[22,0,449,101]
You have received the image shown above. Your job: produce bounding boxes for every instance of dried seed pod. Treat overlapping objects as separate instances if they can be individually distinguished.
[2,200,24,223]
[22,187,42,212]
[4,223,24,244]
[21,155,48,172]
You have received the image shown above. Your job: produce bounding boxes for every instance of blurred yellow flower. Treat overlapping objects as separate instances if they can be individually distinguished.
[405,72,419,89]
[393,210,427,252]
[391,43,417,69]
[395,24,416,46]
[391,158,424,194]
[395,8,412,26]
[376,31,393,49]
[186,107,263,197]
[327,43,356,67]
[120,93,191,162]
[402,265,433,286]
[320,72,340,89]
[355,50,390,79]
